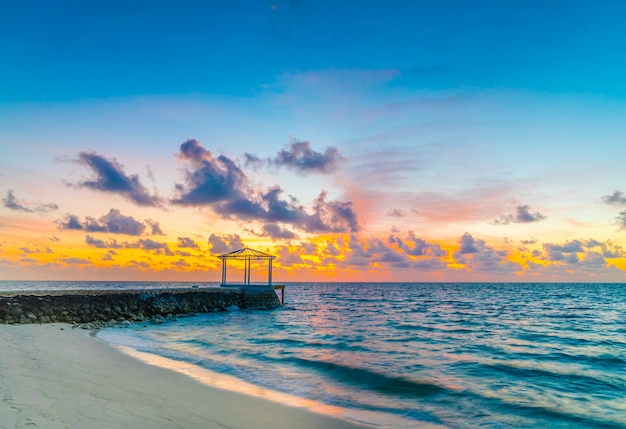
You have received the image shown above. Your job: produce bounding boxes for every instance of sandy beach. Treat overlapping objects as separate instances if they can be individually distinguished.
[0,323,368,429]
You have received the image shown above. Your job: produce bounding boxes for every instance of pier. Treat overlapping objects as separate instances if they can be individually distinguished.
[218,247,285,304]
[0,286,281,325]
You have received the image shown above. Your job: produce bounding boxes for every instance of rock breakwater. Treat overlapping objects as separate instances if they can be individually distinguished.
[0,287,281,325]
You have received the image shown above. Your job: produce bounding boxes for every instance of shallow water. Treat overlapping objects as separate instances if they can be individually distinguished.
[6,281,625,428]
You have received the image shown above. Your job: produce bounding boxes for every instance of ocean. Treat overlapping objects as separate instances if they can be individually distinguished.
[5,282,626,428]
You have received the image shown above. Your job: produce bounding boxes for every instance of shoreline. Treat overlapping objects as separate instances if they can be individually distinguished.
[0,323,370,429]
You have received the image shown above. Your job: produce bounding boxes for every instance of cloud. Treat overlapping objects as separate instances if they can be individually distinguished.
[388,231,446,257]
[135,238,169,251]
[538,238,626,266]
[336,235,447,271]
[271,140,344,174]
[57,209,147,235]
[388,208,406,217]
[543,240,584,262]
[260,223,298,240]
[494,205,546,225]
[72,151,161,207]
[177,237,199,248]
[2,190,58,213]
[145,219,164,235]
[60,257,90,264]
[172,139,360,233]
[457,232,480,254]
[208,233,245,254]
[171,139,247,206]
[244,153,263,170]
[84,234,172,253]
[602,190,626,206]
[454,233,521,274]
[85,235,120,249]
[520,238,537,245]
[612,210,626,231]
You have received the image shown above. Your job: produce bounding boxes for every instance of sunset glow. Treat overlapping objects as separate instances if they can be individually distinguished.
[2,1,626,282]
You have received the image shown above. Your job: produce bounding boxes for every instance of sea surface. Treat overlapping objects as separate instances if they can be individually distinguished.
[4,282,626,428]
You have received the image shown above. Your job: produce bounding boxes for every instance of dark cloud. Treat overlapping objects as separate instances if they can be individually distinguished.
[208,233,245,254]
[389,231,446,257]
[458,233,480,254]
[494,205,546,225]
[602,190,626,206]
[540,238,626,264]
[271,140,344,174]
[543,240,584,262]
[85,235,120,249]
[244,153,263,170]
[614,210,626,231]
[177,237,199,248]
[339,235,446,271]
[454,233,521,274]
[57,214,87,231]
[261,223,298,240]
[84,234,171,253]
[520,238,537,245]
[172,139,360,233]
[545,240,584,253]
[72,151,161,207]
[134,238,169,250]
[172,139,247,206]
[58,209,147,236]
[308,191,360,233]
[2,190,58,213]
[145,219,164,235]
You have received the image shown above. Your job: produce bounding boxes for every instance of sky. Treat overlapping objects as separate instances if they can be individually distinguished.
[1,0,626,282]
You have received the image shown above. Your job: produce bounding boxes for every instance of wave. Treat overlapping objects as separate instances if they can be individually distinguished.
[285,357,447,398]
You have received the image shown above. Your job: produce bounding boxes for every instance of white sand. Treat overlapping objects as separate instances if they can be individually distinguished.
[0,324,370,429]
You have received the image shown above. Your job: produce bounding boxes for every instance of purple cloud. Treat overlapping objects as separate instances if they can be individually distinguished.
[602,190,626,206]
[494,205,546,225]
[261,223,298,240]
[177,237,199,248]
[272,140,344,174]
[172,139,360,233]
[2,190,58,213]
[208,233,245,254]
[72,151,161,207]
[389,231,446,257]
[57,209,146,236]
[454,233,521,274]
[614,210,626,231]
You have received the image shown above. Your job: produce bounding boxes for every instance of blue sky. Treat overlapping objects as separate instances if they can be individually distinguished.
[1,1,626,281]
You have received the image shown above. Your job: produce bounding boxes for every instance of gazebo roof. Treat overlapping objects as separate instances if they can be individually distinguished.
[217,247,276,260]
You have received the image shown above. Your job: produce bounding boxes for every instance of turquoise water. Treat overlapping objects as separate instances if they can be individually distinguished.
[5,282,625,428]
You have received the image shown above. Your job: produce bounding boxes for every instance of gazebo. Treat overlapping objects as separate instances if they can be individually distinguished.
[217,247,276,287]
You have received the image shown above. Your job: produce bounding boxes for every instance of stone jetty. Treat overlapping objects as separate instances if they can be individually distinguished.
[0,287,281,326]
